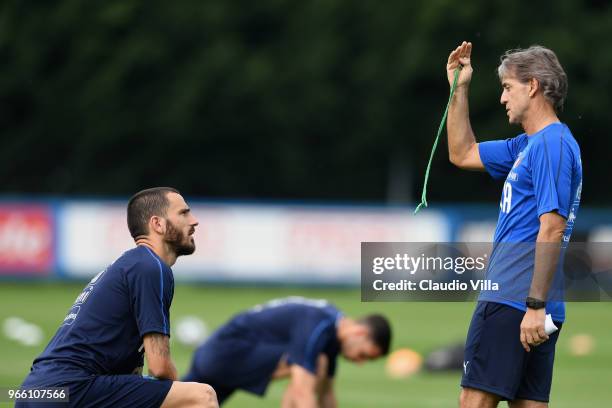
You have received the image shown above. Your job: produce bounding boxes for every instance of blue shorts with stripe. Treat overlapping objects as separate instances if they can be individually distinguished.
[461,301,562,402]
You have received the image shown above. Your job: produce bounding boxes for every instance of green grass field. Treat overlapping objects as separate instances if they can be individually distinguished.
[0,282,610,407]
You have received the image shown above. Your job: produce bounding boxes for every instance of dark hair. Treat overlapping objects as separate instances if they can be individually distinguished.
[127,187,180,239]
[359,314,392,355]
[497,45,568,113]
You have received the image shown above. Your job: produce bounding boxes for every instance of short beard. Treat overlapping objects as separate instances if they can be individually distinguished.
[164,219,195,257]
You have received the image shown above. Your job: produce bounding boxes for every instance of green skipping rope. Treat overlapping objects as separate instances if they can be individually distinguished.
[414,67,460,214]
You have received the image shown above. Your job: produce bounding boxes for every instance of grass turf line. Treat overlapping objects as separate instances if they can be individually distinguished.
[0,283,610,407]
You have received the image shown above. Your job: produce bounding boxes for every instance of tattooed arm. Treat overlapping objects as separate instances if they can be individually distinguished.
[143,332,178,380]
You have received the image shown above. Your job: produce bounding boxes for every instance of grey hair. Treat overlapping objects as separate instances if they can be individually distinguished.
[497,45,568,113]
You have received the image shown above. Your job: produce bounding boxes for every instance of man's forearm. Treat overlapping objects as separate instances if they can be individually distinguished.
[529,227,563,300]
[295,393,318,408]
[319,391,337,408]
[148,359,178,381]
[447,87,477,164]
[144,333,178,381]
[167,360,178,381]
[282,390,318,408]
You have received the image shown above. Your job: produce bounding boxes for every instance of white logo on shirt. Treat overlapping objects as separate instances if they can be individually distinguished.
[89,269,106,285]
[500,182,512,214]
[62,306,80,326]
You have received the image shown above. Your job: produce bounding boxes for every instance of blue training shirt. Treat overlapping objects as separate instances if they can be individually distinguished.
[189,297,342,395]
[27,245,174,380]
[239,297,342,376]
[477,122,582,322]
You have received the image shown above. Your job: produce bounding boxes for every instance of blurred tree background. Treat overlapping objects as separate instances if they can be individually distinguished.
[0,0,609,204]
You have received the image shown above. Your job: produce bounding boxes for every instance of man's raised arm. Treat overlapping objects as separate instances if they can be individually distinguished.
[446,41,485,171]
[143,332,178,380]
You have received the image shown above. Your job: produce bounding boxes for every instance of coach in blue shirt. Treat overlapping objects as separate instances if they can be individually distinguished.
[182,297,392,406]
[17,187,218,408]
[446,42,582,407]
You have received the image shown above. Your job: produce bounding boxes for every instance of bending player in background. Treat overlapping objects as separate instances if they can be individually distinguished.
[17,187,218,408]
[446,42,582,407]
[182,297,392,407]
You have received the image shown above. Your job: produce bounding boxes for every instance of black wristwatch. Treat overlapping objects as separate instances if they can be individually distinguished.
[526,297,546,310]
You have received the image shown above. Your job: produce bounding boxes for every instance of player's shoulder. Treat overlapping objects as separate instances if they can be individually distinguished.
[293,298,339,314]
[114,245,148,266]
[111,246,168,277]
[303,303,342,327]
[510,133,529,144]
[530,123,580,154]
[557,123,581,152]
[503,133,529,154]
[301,307,340,351]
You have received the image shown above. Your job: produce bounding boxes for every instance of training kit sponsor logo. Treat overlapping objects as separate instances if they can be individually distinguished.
[62,306,81,326]
[74,286,93,305]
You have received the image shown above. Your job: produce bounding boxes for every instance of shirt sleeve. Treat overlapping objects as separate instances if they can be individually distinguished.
[288,316,335,376]
[128,252,173,338]
[529,132,573,218]
[478,135,528,180]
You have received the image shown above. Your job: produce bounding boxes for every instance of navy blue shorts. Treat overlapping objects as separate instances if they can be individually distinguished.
[461,301,562,402]
[15,371,173,408]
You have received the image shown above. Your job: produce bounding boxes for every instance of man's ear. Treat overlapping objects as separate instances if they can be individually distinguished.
[149,216,166,235]
[529,77,539,97]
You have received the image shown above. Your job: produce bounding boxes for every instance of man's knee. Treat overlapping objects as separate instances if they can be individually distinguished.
[190,383,218,407]
[162,381,219,408]
[460,387,499,408]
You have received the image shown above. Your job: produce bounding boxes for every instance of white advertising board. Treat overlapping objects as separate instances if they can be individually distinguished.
[58,202,450,283]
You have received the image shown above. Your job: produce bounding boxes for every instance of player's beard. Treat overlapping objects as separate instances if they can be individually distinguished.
[164,219,196,256]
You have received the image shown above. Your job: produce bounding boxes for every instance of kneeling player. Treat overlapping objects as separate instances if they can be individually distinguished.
[16,188,217,408]
[183,297,391,406]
